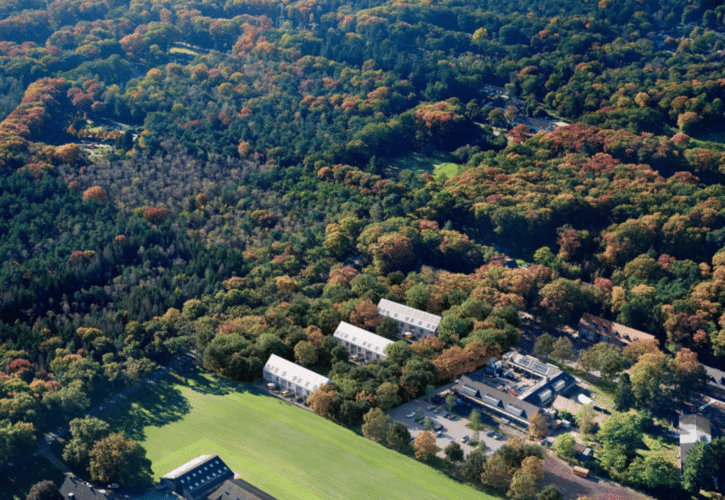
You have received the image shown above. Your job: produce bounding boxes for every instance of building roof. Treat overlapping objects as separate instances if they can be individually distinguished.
[680,414,712,465]
[162,455,234,499]
[578,313,657,345]
[505,352,561,379]
[552,395,583,415]
[60,477,110,500]
[702,364,725,389]
[207,479,278,500]
[520,371,577,407]
[263,354,331,391]
[454,375,540,423]
[333,321,393,357]
[377,298,442,332]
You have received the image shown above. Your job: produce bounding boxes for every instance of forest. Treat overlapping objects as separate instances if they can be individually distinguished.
[1,0,725,496]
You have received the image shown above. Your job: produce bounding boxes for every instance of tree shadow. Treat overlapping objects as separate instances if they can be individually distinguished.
[180,365,258,397]
[0,456,65,499]
[105,382,191,442]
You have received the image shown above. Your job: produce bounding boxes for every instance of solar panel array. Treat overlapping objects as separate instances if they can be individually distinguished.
[517,356,531,367]
[333,322,393,357]
[504,404,524,417]
[532,361,549,375]
[481,394,500,407]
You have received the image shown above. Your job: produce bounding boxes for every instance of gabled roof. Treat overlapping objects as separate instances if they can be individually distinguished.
[207,478,278,500]
[263,354,331,391]
[454,376,540,422]
[702,364,725,389]
[680,414,712,465]
[162,455,234,498]
[377,298,442,331]
[60,477,110,500]
[333,321,393,357]
[578,313,657,344]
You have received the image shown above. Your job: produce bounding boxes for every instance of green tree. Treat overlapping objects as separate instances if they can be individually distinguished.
[445,441,464,462]
[551,433,576,461]
[0,421,35,464]
[375,382,401,411]
[294,341,318,366]
[468,409,482,430]
[377,317,399,339]
[362,408,389,443]
[460,449,487,484]
[682,439,715,493]
[537,485,563,500]
[614,372,635,411]
[445,393,456,411]
[386,422,411,452]
[575,405,597,435]
[63,417,110,468]
[423,416,433,431]
[551,337,574,363]
[597,412,643,458]
[26,481,63,500]
[534,334,555,359]
[482,453,511,492]
[384,341,412,366]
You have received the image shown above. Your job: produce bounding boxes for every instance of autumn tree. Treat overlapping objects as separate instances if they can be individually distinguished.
[88,433,153,488]
[82,186,107,202]
[529,413,548,440]
[414,431,437,460]
[62,417,110,468]
[308,385,339,420]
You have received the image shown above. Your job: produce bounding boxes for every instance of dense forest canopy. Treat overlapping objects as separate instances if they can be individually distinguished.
[1,0,725,492]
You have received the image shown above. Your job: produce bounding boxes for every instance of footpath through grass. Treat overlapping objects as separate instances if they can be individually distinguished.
[104,366,495,500]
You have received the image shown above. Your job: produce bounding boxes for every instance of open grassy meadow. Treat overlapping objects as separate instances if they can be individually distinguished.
[104,367,495,500]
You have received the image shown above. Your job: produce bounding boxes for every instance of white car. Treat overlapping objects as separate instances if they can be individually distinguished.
[406,412,416,418]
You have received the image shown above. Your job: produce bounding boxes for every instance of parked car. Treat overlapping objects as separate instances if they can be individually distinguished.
[486,429,495,437]
[406,412,416,418]
[493,433,504,440]
[436,430,443,436]
[461,435,470,443]
[443,412,450,418]
[433,423,443,431]
[427,405,435,411]
[449,415,458,421]
[107,484,120,490]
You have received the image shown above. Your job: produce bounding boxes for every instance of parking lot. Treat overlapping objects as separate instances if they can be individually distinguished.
[389,391,509,458]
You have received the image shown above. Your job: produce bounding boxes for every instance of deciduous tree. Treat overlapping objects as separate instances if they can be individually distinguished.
[413,431,437,460]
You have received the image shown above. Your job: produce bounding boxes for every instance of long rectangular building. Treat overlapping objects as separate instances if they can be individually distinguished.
[263,354,331,399]
[578,313,657,347]
[453,375,540,427]
[377,298,442,340]
[333,321,393,361]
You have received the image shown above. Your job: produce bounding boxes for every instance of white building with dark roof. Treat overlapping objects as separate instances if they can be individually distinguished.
[333,321,393,361]
[453,375,540,427]
[680,414,712,469]
[263,354,331,399]
[377,298,442,340]
[161,455,234,500]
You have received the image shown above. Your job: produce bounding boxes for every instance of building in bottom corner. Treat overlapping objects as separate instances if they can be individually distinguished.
[679,414,712,469]
[207,478,278,500]
[263,354,332,399]
[60,476,110,500]
[161,455,234,500]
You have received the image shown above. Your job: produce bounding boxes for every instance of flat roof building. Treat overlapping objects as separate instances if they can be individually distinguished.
[333,321,393,361]
[161,455,234,500]
[263,354,331,399]
[503,351,576,407]
[207,478,278,500]
[377,298,442,340]
[453,375,540,427]
[680,414,712,469]
[578,313,657,347]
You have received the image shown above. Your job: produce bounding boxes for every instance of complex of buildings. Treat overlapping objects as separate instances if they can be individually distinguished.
[679,414,712,469]
[263,354,332,399]
[577,313,657,347]
[161,455,277,500]
[333,321,393,361]
[503,352,577,407]
[377,298,442,340]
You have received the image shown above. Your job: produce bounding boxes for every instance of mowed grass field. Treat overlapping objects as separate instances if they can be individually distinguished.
[104,367,495,500]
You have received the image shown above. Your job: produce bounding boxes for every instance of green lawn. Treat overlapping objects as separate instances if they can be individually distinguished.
[103,366,495,500]
[432,161,463,180]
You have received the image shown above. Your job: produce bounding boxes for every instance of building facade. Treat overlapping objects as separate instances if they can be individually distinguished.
[377,298,442,340]
[333,321,393,361]
[263,354,331,399]
[453,375,540,427]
